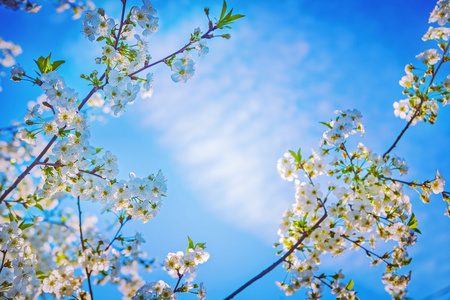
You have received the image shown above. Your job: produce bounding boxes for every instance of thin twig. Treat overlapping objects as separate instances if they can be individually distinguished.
[314,276,333,289]
[105,217,129,251]
[128,26,218,78]
[0,135,58,204]
[342,235,391,266]
[0,250,7,274]
[174,273,184,292]
[114,0,127,50]
[77,197,94,299]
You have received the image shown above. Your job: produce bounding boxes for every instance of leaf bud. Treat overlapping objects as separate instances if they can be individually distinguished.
[204,7,209,15]
[222,33,231,39]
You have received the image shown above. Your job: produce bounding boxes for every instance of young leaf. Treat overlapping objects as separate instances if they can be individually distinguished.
[19,223,33,230]
[288,150,298,161]
[346,279,354,290]
[219,0,227,21]
[196,242,206,249]
[223,8,233,21]
[34,56,46,74]
[49,60,65,72]
[44,53,51,71]
[227,14,245,22]
[8,213,15,222]
[187,236,195,252]
[319,121,332,129]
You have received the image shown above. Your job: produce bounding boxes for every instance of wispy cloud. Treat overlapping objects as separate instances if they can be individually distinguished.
[135,2,407,241]
[135,5,348,240]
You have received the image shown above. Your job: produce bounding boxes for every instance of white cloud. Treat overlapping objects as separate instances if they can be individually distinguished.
[135,2,403,241]
[138,20,319,240]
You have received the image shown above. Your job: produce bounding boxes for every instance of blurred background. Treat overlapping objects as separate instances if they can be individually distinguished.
[0,0,449,299]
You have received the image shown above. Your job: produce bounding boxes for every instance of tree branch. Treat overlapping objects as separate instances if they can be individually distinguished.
[104,217,129,251]
[78,197,94,299]
[223,212,328,300]
[0,250,7,274]
[127,26,218,78]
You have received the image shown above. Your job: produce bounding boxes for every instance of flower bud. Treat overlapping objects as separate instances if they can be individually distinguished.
[42,101,52,108]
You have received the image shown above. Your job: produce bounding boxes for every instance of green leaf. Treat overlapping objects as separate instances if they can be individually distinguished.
[223,8,233,21]
[187,236,195,252]
[219,0,227,21]
[346,279,354,290]
[34,203,44,211]
[407,213,418,229]
[403,258,412,266]
[319,121,332,129]
[44,53,51,71]
[227,14,245,22]
[407,213,416,226]
[19,223,33,230]
[412,228,422,234]
[8,213,15,222]
[49,60,65,72]
[195,242,206,249]
[288,150,298,161]
[34,56,46,74]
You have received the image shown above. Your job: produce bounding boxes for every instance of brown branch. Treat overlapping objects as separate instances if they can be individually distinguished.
[0,250,7,274]
[173,273,184,293]
[114,0,127,50]
[0,135,58,204]
[77,197,94,299]
[223,212,328,300]
[104,217,129,251]
[127,26,218,78]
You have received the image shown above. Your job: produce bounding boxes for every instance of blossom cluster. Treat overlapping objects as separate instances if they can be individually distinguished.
[394,0,450,125]
[0,221,39,298]
[0,196,158,299]
[275,109,446,299]
[12,66,168,223]
[133,240,209,300]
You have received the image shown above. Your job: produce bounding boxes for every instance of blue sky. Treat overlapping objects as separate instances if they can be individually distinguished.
[1,0,449,299]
